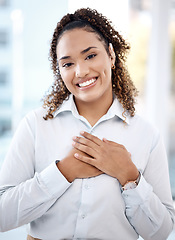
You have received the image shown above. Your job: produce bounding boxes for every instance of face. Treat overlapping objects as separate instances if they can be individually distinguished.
[56,28,115,106]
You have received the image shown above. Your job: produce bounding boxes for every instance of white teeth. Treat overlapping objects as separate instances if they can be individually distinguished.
[78,78,96,87]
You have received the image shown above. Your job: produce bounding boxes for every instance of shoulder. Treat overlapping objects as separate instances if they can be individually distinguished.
[129,113,160,146]
[130,113,158,132]
[17,107,52,134]
[24,107,47,123]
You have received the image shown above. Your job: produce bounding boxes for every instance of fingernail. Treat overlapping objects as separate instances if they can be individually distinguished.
[74,153,79,157]
[72,136,77,140]
[80,131,84,135]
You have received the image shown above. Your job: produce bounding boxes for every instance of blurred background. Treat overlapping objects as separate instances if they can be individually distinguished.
[0,0,174,239]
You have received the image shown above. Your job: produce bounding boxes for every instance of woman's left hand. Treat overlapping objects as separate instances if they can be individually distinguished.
[72,131,139,186]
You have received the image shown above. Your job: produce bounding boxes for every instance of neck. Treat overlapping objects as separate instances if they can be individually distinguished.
[74,92,113,127]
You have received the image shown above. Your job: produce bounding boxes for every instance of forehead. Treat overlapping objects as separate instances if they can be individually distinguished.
[56,28,105,58]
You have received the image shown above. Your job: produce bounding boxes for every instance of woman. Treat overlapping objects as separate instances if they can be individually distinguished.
[0,8,174,240]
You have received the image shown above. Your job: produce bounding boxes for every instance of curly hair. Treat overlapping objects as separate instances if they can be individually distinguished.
[43,7,138,120]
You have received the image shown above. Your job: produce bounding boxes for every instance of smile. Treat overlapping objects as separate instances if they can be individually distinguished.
[77,78,97,88]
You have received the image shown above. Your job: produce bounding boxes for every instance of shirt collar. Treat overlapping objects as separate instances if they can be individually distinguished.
[108,96,130,124]
[53,94,130,124]
[53,94,78,117]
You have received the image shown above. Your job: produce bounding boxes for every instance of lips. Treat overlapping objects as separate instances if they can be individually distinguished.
[76,77,97,88]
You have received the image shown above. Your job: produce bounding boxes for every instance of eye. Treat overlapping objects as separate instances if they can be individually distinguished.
[62,62,73,68]
[86,54,97,60]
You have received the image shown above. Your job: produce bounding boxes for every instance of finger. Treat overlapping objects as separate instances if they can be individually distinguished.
[72,136,98,150]
[74,153,97,167]
[103,138,116,145]
[103,138,126,149]
[80,131,102,146]
[72,141,97,158]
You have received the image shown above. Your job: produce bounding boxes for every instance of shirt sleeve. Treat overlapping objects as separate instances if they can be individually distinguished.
[122,133,175,240]
[0,114,72,232]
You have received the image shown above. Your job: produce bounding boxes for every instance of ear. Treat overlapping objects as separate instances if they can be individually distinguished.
[109,43,116,65]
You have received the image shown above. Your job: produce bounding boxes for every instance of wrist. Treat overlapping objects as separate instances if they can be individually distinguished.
[120,169,140,186]
[56,160,76,183]
[122,171,141,191]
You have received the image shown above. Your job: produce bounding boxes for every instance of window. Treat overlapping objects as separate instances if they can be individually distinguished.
[0,119,11,136]
[172,0,175,9]
[0,0,9,7]
[0,30,8,46]
[0,71,8,85]
[129,0,151,12]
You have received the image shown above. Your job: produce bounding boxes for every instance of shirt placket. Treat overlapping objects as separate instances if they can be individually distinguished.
[73,126,94,239]
[73,178,93,239]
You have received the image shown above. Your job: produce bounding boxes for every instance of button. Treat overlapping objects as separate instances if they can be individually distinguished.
[84,184,90,190]
[81,214,86,219]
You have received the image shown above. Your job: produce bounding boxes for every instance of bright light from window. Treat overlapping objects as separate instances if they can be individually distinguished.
[68,0,129,35]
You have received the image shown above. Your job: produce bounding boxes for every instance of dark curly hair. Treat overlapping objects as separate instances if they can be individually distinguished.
[43,7,138,120]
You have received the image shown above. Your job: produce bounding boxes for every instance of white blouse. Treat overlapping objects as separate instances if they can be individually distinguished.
[0,94,174,240]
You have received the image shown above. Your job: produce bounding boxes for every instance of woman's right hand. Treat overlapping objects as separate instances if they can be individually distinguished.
[56,148,103,182]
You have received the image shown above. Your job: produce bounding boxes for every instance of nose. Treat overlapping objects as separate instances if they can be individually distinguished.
[75,62,89,78]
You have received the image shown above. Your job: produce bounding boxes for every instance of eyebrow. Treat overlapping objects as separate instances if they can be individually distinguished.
[81,46,97,54]
[58,46,97,62]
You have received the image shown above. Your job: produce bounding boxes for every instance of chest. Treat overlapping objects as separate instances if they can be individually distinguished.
[34,115,153,173]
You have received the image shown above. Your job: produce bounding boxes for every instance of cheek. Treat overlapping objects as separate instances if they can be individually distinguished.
[101,63,112,80]
[95,62,106,76]
[60,70,73,87]
[96,58,111,74]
